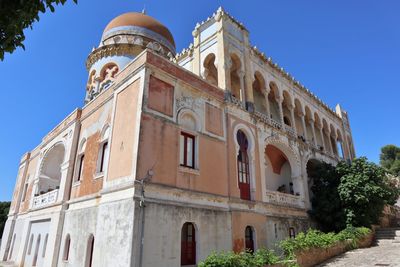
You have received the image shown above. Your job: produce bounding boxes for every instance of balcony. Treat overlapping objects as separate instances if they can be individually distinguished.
[32,189,59,209]
[265,190,305,209]
[284,125,296,138]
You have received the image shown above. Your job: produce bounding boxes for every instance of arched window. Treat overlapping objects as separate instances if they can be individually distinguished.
[32,234,41,266]
[203,53,218,86]
[230,54,242,100]
[85,235,94,267]
[245,226,254,253]
[97,127,110,174]
[237,130,251,200]
[75,139,86,182]
[63,234,71,261]
[181,223,196,266]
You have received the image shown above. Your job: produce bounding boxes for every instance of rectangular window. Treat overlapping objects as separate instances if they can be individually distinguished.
[180,132,195,169]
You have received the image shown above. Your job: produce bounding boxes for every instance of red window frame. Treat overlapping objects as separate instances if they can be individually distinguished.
[180,132,195,169]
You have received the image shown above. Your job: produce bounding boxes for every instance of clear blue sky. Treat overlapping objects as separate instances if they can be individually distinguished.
[1,1,399,201]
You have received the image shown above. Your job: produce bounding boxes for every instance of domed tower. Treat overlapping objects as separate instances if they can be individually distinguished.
[85,12,176,103]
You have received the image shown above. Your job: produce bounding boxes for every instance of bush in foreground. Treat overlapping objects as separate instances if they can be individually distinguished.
[279,227,371,263]
[198,248,280,267]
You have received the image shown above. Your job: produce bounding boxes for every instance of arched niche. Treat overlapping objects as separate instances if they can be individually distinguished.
[264,141,301,195]
[38,143,65,194]
[230,53,242,100]
[252,72,267,114]
[203,53,218,86]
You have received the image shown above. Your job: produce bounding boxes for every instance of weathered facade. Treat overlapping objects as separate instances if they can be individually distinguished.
[1,7,355,267]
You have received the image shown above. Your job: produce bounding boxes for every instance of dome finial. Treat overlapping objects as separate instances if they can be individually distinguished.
[142,5,146,15]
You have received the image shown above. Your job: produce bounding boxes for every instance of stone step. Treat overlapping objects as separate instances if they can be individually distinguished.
[375,234,400,239]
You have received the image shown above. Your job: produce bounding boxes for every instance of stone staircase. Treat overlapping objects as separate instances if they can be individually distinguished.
[374,227,400,246]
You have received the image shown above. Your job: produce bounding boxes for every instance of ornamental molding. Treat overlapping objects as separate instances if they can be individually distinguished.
[86,44,137,70]
[176,96,203,111]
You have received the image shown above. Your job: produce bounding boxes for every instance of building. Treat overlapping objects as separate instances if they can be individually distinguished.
[0,7,355,267]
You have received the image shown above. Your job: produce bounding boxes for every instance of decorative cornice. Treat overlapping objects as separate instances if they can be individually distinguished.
[86,44,138,70]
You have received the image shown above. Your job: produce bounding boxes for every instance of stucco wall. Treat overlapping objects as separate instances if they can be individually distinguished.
[142,202,232,267]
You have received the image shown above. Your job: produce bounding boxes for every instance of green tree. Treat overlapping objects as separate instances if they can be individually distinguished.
[309,157,400,231]
[308,161,346,232]
[0,0,77,60]
[380,144,400,176]
[337,157,400,227]
[0,202,11,237]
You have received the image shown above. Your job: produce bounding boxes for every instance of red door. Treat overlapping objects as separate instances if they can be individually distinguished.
[237,130,251,200]
[181,223,196,265]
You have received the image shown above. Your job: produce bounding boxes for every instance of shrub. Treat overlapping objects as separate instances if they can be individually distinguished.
[279,227,371,263]
[198,248,279,267]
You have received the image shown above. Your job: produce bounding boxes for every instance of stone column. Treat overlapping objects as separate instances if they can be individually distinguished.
[289,105,297,134]
[310,121,317,145]
[300,114,308,140]
[277,97,284,126]
[264,89,271,119]
[319,127,326,150]
[327,130,333,155]
[239,70,246,104]
[331,132,338,157]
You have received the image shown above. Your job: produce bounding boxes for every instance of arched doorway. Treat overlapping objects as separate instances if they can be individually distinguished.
[181,222,196,266]
[237,130,251,200]
[245,226,255,253]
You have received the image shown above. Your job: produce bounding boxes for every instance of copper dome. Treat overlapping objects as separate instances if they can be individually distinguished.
[104,12,175,48]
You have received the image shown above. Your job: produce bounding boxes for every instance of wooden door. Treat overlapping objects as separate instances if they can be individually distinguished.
[181,223,196,265]
[245,226,254,253]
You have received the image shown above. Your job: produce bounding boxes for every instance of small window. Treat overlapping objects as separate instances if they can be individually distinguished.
[98,141,109,173]
[8,234,16,260]
[180,132,195,169]
[63,234,71,261]
[85,235,95,267]
[289,227,296,238]
[42,234,48,258]
[28,234,34,255]
[77,154,85,181]
[21,182,28,202]
[32,234,41,266]
[283,116,291,126]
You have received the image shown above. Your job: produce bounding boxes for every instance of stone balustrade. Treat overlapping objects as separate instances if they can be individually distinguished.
[284,125,296,138]
[32,189,59,209]
[265,190,305,209]
[270,118,282,130]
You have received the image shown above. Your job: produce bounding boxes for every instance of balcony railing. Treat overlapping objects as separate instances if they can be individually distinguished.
[32,189,59,209]
[254,111,270,125]
[231,96,242,107]
[270,118,282,130]
[284,125,296,138]
[265,190,305,209]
